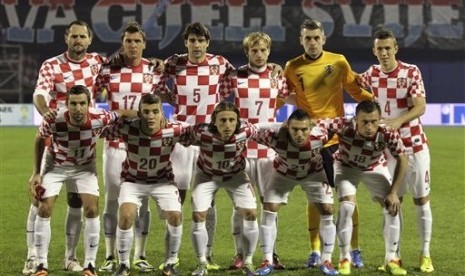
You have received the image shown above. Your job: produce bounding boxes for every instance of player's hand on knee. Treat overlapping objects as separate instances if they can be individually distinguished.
[384,193,400,216]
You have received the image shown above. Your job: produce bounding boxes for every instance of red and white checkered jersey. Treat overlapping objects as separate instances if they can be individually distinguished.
[221,64,289,158]
[160,53,234,124]
[94,58,161,148]
[358,61,428,154]
[34,52,106,110]
[39,108,118,166]
[186,121,257,181]
[254,125,327,179]
[107,120,191,184]
[317,117,405,171]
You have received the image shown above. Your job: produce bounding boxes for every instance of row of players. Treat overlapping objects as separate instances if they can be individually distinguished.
[24,18,432,276]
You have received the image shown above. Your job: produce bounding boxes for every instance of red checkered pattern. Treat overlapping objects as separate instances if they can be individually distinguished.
[254,126,327,179]
[107,120,191,184]
[221,64,289,158]
[317,117,405,170]
[160,53,234,124]
[187,121,257,181]
[39,108,118,166]
[94,58,162,148]
[359,61,428,154]
[34,52,105,110]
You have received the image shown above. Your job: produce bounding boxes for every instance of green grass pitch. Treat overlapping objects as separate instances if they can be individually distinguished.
[0,126,464,275]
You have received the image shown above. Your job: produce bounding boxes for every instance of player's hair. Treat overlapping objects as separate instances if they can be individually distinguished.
[183,22,211,41]
[139,94,162,111]
[242,32,271,52]
[373,27,397,45]
[66,85,91,105]
[300,19,325,35]
[65,20,93,38]
[288,108,311,121]
[121,21,146,42]
[209,101,241,134]
[355,100,381,115]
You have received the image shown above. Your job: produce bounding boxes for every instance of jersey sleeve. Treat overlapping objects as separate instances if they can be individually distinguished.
[408,66,426,99]
[342,57,373,102]
[386,129,405,158]
[33,60,55,98]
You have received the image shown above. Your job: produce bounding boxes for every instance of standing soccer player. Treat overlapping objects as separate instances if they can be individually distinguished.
[253,109,339,276]
[159,22,235,270]
[284,19,373,268]
[186,102,260,276]
[29,85,134,276]
[317,100,408,276]
[24,20,106,275]
[107,94,187,276]
[94,21,161,273]
[220,32,288,270]
[357,28,434,273]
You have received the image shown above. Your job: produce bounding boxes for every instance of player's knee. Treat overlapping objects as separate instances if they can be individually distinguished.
[192,211,207,222]
[166,211,182,226]
[83,204,99,218]
[67,192,83,208]
[242,208,257,221]
[37,204,52,218]
[319,203,334,215]
[413,195,429,205]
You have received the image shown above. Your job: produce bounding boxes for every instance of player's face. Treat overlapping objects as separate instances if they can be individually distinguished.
[139,102,163,133]
[67,93,89,125]
[355,110,381,138]
[300,28,326,59]
[65,25,92,59]
[185,34,209,63]
[247,40,270,68]
[122,32,146,62]
[288,119,312,147]
[373,38,398,72]
[214,111,238,141]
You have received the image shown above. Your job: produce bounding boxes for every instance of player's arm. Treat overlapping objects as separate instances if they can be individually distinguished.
[384,152,408,216]
[29,131,45,198]
[33,94,51,116]
[115,109,138,119]
[385,97,426,130]
[344,70,373,102]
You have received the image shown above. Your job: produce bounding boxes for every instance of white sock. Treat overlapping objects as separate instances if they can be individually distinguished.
[26,204,38,259]
[166,223,182,264]
[103,199,118,258]
[383,209,400,262]
[231,208,243,255]
[260,210,277,263]
[205,206,217,257]
[34,216,51,268]
[134,198,150,259]
[84,216,100,268]
[191,221,208,263]
[242,219,258,264]
[65,207,83,260]
[117,227,133,267]
[415,202,432,257]
[337,201,355,261]
[320,214,336,263]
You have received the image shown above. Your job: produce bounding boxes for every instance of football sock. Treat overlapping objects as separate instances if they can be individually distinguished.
[134,198,150,259]
[84,216,100,267]
[35,216,51,268]
[337,201,355,260]
[307,202,321,253]
[103,198,118,258]
[242,219,259,264]
[191,221,208,263]
[351,205,360,250]
[231,208,243,255]
[383,209,400,262]
[415,201,432,257]
[26,204,38,259]
[260,210,277,263]
[65,206,83,260]
[320,214,336,263]
[166,223,182,265]
[116,226,133,267]
[205,205,217,257]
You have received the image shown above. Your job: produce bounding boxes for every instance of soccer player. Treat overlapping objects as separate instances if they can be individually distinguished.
[159,22,236,270]
[186,102,259,276]
[317,100,408,276]
[253,109,339,276]
[24,20,106,275]
[107,94,186,276]
[93,21,161,273]
[284,18,373,268]
[220,31,288,270]
[29,85,135,276]
[357,27,434,273]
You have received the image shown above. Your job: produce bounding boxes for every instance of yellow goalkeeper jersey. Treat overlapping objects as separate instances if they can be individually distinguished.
[284,51,373,146]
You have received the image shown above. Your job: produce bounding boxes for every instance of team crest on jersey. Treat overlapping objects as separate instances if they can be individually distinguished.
[143,73,153,84]
[91,64,99,75]
[324,64,334,75]
[270,79,278,89]
[162,137,174,146]
[210,65,220,75]
[374,142,385,151]
[397,78,407,88]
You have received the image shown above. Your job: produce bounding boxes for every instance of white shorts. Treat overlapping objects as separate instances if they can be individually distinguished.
[41,163,99,198]
[265,170,334,205]
[192,171,257,212]
[118,182,182,216]
[334,161,393,200]
[40,147,78,193]
[245,156,274,198]
[103,142,127,201]
[171,144,199,190]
